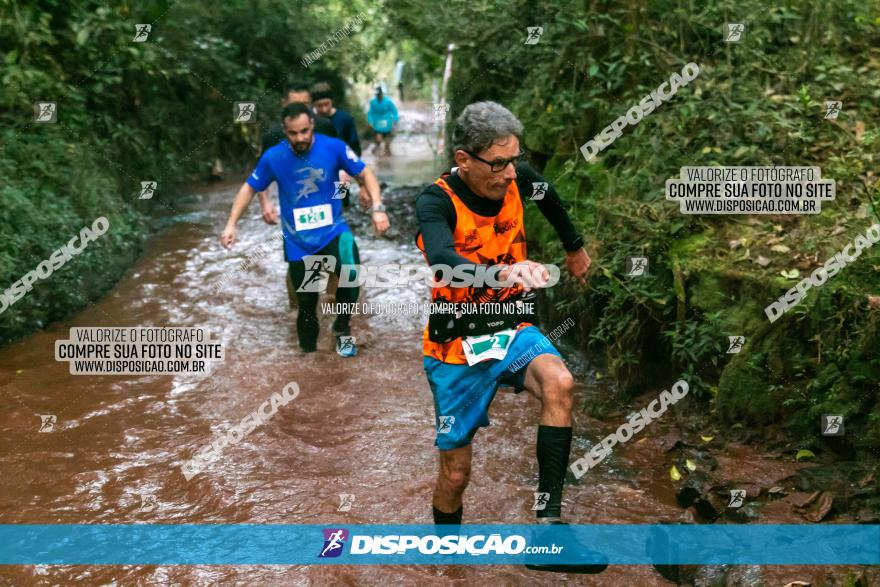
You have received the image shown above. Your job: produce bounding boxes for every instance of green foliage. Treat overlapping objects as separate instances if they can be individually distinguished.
[388,0,880,451]
[664,314,724,398]
[0,0,372,342]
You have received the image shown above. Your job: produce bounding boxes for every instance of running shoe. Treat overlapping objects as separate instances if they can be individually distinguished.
[524,521,609,574]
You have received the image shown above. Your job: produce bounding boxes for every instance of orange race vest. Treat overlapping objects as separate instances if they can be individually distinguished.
[416,175,530,364]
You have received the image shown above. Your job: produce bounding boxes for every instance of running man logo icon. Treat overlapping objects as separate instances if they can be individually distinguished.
[34,102,57,123]
[297,167,326,199]
[139,181,157,200]
[139,494,158,513]
[437,415,455,434]
[727,336,745,354]
[337,493,356,512]
[319,528,349,558]
[530,182,548,201]
[821,414,844,436]
[532,492,550,511]
[727,489,746,508]
[133,24,151,42]
[524,26,544,45]
[724,23,745,43]
[332,181,350,200]
[297,255,336,293]
[336,336,356,357]
[626,256,648,277]
[38,415,57,433]
[824,101,842,120]
[433,103,450,122]
[234,102,256,123]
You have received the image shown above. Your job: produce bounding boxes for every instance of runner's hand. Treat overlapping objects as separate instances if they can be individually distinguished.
[220,225,237,249]
[261,205,279,225]
[372,211,390,235]
[498,260,550,292]
[565,248,591,286]
[359,190,372,209]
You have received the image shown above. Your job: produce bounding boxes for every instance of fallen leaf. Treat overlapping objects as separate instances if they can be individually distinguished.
[803,491,834,522]
[867,295,880,310]
[782,581,811,587]
[771,244,791,253]
[769,486,785,494]
[795,449,816,461]
[755,256,771,267]
[858,472,875,488]
[728,239,743,250]
[788,491,820,508]
[670,465,682,481]
[831,225,846,236]
[774,224,784,232]
[855,121,865,141]
[781,269,800,279]
[685,459,697,471]
[700,435,714,442]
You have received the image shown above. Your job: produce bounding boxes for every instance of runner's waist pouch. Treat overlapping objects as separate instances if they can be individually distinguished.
[427,292,539,343]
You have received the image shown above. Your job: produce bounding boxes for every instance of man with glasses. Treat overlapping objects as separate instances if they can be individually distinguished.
[415,101,605,573]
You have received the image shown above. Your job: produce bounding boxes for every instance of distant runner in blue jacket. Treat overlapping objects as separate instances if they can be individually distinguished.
[367,86,399,156]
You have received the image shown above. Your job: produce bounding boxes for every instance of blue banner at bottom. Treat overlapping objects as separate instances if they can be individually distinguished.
[1,524,877,565]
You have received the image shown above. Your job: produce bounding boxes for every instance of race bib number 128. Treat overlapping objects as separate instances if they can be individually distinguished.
[293,204,333,231]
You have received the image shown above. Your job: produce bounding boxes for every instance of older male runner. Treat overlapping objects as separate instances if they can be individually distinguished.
[415,101,606,573]
[222,102,390,356]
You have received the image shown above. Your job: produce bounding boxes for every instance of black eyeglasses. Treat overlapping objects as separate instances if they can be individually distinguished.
[465,150,525,173]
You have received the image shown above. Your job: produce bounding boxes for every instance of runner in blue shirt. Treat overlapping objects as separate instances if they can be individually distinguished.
[221,102,390,356]
[367,86,399,156]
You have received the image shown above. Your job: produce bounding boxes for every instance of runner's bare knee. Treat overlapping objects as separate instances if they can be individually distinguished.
[541,369,574,412]
[440,451,471,494]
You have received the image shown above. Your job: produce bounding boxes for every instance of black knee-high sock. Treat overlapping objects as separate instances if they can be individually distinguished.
[536,425,572,519]
[432,505,463,525]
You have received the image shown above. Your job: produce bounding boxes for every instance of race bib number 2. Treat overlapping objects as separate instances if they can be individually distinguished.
[293,204,333,231]
[461,329,518,366]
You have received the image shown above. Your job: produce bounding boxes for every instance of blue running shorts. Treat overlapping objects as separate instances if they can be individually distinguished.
[423,326,562,451]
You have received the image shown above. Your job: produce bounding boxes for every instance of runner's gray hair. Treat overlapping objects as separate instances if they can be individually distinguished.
[452,101,523,154]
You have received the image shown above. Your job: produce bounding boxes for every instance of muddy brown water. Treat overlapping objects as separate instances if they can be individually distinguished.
[1,107,875,586]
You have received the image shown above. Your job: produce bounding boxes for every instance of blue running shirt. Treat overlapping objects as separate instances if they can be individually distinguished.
[247,133,366,261]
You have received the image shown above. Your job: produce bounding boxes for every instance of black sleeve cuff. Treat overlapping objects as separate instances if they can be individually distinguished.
[563,236,584,252]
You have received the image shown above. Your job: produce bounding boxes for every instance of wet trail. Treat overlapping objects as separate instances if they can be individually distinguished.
[0,104,874,586]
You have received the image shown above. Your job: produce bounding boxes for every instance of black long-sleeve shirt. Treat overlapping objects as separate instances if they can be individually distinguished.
[415,163,583,269]
[329,109,362,156]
